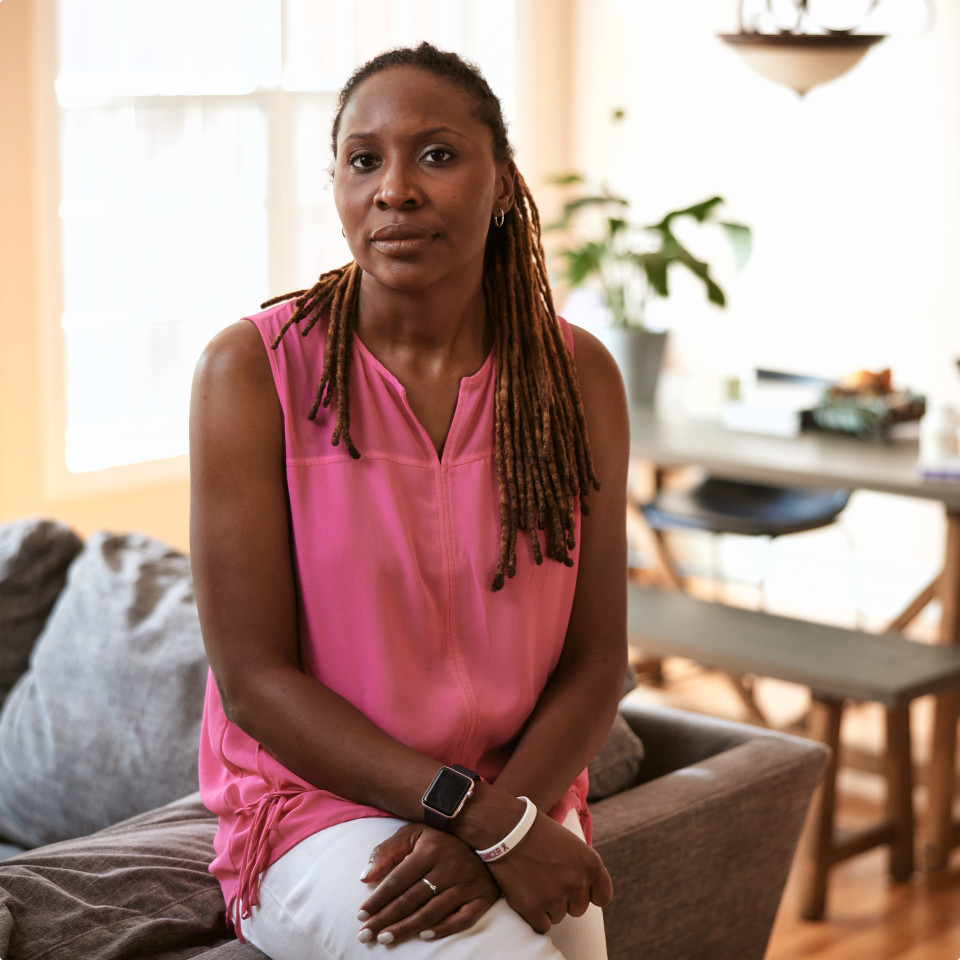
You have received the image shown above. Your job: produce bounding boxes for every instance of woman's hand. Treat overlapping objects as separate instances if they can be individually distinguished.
[486,811,613,934]
[357,824,500,945]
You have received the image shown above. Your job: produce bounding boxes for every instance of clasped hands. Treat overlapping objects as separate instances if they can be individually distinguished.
[357,809,612,946]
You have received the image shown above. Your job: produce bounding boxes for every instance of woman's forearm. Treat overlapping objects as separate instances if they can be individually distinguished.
[218,659,550,853]
[492,645,627,812]
[220,662,444,821]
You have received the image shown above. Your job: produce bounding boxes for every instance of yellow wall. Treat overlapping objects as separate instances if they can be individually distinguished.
[0,0,191,551]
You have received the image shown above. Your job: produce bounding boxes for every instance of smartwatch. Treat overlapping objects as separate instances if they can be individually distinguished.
[422,764,481,831]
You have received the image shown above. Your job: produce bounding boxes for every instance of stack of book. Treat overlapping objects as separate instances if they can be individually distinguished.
[720,370,830,439]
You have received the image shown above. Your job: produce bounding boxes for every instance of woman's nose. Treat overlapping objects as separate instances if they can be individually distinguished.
[374,162,422,209]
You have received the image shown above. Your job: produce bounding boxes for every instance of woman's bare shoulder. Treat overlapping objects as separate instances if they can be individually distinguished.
[567,323,629,429]
[194,318,270,387]
[190,318,281,449]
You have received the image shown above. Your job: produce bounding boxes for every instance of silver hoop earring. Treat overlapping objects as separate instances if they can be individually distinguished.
[494,208,505,228]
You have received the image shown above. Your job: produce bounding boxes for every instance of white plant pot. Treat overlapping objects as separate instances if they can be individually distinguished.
[596,327,668,407]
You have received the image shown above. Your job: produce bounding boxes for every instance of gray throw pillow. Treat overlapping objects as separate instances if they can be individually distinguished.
[0,793,237,960]
[0,531,208,849]
[0,519,83,708]
[587,712,645,802]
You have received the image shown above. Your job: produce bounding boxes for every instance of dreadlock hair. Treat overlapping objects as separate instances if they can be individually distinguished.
[261,42,598,591]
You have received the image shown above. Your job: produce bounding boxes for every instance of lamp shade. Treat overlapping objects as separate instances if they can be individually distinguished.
[720,33,885,95]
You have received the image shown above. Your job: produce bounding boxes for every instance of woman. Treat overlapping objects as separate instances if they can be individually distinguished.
[190,42,629,959]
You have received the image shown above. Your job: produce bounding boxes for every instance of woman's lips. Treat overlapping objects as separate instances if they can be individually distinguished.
[369,224,436,255]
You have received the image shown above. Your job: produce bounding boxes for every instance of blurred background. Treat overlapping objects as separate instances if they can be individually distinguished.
[1,0,958,630]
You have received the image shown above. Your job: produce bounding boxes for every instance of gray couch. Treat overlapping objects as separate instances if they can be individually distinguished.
[0,519,827,960]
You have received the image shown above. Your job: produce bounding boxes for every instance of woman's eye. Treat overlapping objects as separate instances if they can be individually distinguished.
[349,153,379,170]
[423,149,454,164]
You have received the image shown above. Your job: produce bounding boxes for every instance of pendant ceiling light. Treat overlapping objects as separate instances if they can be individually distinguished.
[719,0,886,95]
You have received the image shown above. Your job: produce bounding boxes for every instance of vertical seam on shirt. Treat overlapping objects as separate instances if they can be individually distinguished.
[436,462,477,761]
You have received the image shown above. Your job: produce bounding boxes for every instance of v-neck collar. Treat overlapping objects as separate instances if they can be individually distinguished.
[351,332,495,463]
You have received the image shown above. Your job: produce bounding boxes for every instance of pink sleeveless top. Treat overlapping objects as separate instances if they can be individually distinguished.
[198,300,586,927]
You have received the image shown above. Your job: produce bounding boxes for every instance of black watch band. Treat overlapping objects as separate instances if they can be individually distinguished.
[422,764,481,831]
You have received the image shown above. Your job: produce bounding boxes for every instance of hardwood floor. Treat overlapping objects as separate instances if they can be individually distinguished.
[625,657,960,960]
[769,785,960,960]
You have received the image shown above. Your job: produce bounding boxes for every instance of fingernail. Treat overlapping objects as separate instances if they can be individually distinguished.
[360,865,372,881]
[378,931,395,944]
[357,928,373,943]
[420,930,436,940]
[357,909,370,922]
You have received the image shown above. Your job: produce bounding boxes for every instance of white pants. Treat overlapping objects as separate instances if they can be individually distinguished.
[238,810,608,960]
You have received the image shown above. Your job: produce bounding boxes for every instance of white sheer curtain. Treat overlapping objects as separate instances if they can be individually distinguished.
[55,0,515,472]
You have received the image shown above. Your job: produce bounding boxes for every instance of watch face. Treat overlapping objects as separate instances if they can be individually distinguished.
[423,767,473,817]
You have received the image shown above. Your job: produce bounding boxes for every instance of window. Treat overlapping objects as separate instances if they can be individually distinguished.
[54,0,516,474]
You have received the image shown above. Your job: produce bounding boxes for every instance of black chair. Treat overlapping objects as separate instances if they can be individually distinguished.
[634,476,852,722]
[641,476,851,540]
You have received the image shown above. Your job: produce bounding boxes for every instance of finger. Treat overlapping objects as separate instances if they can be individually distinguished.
[566,896,590,918]
[361,826,419,885]
[514,906,551,936]
[360,889,454,944]
[501,889,554,934]
[591,867,614,909]
[409,896,498,942]
[360,861,428,917]
[360,873,437,932]
[531,914,552,935]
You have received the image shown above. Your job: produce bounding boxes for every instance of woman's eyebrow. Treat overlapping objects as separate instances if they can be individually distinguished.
[342,125,466,144]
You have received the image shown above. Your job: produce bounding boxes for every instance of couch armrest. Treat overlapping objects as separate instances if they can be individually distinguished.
[594,702,828,960]
[619,698,796,780]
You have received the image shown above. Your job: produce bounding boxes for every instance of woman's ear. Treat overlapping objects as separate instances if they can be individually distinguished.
[494,160,517,215]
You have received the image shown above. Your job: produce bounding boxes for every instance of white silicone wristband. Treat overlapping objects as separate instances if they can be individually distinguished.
[475,796,537,863]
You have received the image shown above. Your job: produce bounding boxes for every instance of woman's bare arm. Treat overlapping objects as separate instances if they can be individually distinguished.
[190,320,443,815]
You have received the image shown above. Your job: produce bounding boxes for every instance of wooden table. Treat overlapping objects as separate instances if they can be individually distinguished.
[628,407,960,871]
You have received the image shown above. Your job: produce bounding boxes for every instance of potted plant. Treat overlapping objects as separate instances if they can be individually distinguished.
[548,159,751,406]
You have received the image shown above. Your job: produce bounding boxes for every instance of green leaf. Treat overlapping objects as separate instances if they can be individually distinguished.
[546,172,586,186]
[676,196,725,223]
[606,286,627,326]
[651,196,725,236]
[607,217,628,238]
[719,222,753,269]
[547,193,629,231]
[637,253,671,299]
[562,194,629,216]
[706,277,726,307]
[563,242,606,287]
[674,248,727,307]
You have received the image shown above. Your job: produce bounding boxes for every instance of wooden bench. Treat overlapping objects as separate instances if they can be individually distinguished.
[627,583,960,921]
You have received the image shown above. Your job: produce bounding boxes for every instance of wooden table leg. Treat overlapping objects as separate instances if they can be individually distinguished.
[922,509,960,871]
[884,574,941,634]
[627,461,686,591]
[627,502,684,591]
[923,689,960,870]
[797,698,843,921]
[885,703,914,881]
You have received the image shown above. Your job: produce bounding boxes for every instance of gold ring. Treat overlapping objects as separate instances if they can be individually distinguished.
[421,877,438,895]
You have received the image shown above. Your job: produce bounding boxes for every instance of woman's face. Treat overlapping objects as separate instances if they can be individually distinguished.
[332,66,513,297]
